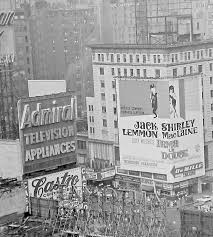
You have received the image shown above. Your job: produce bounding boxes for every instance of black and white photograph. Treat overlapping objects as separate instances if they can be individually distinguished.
[0,0,212,236]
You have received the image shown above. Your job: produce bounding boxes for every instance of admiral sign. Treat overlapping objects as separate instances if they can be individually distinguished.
[18,93,77,174]
[27,167,84,200]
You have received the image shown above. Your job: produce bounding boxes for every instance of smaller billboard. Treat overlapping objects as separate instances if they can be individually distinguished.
[28,167,84,200]
[28,80,66,97]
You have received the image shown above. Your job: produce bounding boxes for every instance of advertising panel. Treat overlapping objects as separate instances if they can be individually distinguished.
[18,92,77,174]
[28,80,66,97]
[0,11,15,63]
[27,167,84,200]
[118,76,204,183]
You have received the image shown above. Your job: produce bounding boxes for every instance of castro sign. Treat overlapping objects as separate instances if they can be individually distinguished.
[18,92,77,174]
[27,168,84,200]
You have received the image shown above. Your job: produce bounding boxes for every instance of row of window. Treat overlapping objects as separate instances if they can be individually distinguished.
[95,48,213,64]
[101,80,116,89]
[100,64,205,78]
[101,93,116,101]
[89,119,118,133]
[101,106,117,115]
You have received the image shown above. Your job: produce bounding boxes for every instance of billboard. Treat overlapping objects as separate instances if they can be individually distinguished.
[0,11,15,63]
[28,80,66,97]
[27,167,85,200]
[118,76,205,183]
[18,92,77,174]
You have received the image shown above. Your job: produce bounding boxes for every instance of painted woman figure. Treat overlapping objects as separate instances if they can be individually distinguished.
[169,85,178,118]
[150,84,158,118]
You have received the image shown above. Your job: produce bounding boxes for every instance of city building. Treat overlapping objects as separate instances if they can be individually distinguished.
[29,2,101,117]
[106,0,213,45]
[14,5,34,81]
[87,41,213,195]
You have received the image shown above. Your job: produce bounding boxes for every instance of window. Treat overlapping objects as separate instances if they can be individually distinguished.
[190,66,193,74]
[211,117,213,125]
[143,55,146,63]
[113,94,116,101]
[184,52,187,61]
[89,105,94,111]
[117,68,121,76]
[180,52,183,60]
[129,54,133,63]
[211,90,213,97]
[110,54,114,62]
[209,49,212,57]
[117,54,120,62]
[130,69,134,76]
[136,54,140,63]
[157,55,160,63]
[153,55,157,63]
[77,140,86,150]
[197,22,199,30]
[183,67,186,75]
[101,54,104,61]
[89,116,94,123]
[210,63,213,71]
[90,127,95,134]
[100,67,104,75]
[211,103,213,111]
[171,54,175,63]
[137,69,140,77]
[101,93,105,100]
[114,107,117,114]
[123,54,126,62]
[143,69,147,78]
[103,119,107,127]
[188,52,191,60]
[98,54,101,61]
[197,51,200,59]
[25,36,28,42]
[212,131,213,139]
[102,106,106,113]
[175,54,178,62]
[27,57,30,64]
[173,68,177,77]
[111,68,115,75]
[101,81,105,88]
[201,50,204,58]
[198,64,203,73]
[210,77,213,84]
[155,69,160,78]
[114,120,118,128]
[112,81,116,88]
[124,68,127,77]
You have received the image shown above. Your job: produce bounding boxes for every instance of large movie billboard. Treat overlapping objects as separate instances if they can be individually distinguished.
[118,76,205,183]
[18,92,77,174]
[27,167,85,200]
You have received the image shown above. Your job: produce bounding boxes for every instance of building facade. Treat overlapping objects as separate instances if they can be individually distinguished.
[29,3,101,117]
[87,41,213,193]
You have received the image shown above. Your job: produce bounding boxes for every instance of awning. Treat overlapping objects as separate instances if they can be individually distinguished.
[201,175,213,183]
[141,185,154,192]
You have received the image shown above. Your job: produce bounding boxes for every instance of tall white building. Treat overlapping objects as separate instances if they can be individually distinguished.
[87,41,213,192]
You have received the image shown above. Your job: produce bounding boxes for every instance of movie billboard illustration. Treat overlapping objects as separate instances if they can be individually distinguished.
[118,77,205,183]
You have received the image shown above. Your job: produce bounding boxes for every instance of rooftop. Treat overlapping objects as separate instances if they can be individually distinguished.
[88,40,213,50]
